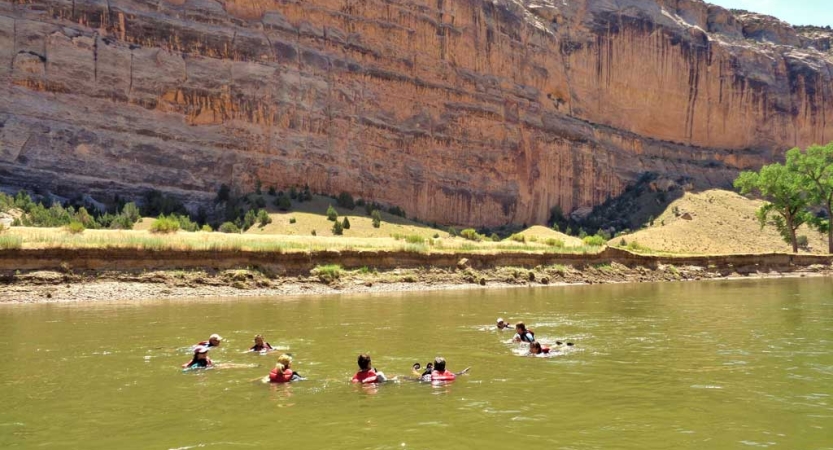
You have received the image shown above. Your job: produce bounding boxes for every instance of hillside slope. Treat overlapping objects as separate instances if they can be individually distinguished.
[614,190,828,255]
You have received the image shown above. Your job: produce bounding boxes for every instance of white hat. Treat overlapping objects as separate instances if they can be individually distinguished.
[209,333,223,341]
[497,318,504,323]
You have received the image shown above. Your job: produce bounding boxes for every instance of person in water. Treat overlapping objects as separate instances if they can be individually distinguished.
[351,353,388,384]
[496,318,513,330]
[250,334,273,352]
[182,346,214,369]
[529,341,551,355]
[269,353,305,383]
[427,356,457,382]
[197,333,223,348]
[513,322,535,343]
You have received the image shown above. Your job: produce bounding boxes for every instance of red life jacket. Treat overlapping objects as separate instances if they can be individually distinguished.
[269,367,294,383]
[541,347,551,354]
[351,369,378,383]
[431,370,456,382]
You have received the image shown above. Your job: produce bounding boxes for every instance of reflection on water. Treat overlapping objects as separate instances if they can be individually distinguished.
[0,277,831,449]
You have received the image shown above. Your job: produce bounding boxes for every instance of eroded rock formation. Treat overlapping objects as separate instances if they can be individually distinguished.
[0,0,831,226]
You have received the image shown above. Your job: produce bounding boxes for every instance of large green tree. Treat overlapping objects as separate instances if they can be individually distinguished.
[734,163,812,253]
[786,143,833,254]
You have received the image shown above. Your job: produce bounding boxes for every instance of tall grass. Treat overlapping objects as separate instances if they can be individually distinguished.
[0,235,22,250]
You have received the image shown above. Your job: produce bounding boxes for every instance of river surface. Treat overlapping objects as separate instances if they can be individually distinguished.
[1,278,832,449]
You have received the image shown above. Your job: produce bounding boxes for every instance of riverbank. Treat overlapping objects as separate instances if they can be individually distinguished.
[1,248,831,303]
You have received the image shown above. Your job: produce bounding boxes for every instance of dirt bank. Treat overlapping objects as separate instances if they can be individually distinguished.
[1,247,830,303]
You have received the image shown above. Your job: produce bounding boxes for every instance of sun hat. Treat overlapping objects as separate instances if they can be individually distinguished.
[209,333,223,341]
[497,318,504,323]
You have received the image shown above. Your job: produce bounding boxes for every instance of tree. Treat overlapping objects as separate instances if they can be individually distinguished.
[326,205,338,221]
[342,216,351,229]
[787,144,833,253]
[332,219,344,235]
[371,210,382,228]
[735,163,812,253]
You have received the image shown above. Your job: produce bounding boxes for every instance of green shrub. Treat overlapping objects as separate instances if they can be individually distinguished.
[797,235,809,249]
[342,217,351,230]
[257,209,272,227]
[289,186,298,200]
[276,195,291,211]
[332,220,344,235]
[254,196,267,208]
[337,192,355,210]
[405,235,425,244]
[268,186,277,196]
[460,228,482,241]
[433,233,440,239]
[490,233,500,242]
[582,235,606,246]
[371,210,382,228]
[311,229,317,236]
[150,216,180,234]
[314,264,342,283]
[242,209,257,231]
[545,238,564,247]
[326,205,338,221]
[447,227,459,237]
[201,224,213,232]
[289,217,297,224]
[302,185,312,201]
[509,233,526,243]
[65,221,85,234]
[218,222,241,234]
[578,228,588,239]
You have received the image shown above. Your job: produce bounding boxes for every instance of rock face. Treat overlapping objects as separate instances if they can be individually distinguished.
[0,0,831,226]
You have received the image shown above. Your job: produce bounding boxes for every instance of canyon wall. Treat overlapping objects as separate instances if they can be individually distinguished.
[0,0,831,226]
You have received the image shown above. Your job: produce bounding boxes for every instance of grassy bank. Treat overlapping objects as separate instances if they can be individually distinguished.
[0,227,604,254]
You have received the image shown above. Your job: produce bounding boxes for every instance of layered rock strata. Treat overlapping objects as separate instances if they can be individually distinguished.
[0,0,831,226]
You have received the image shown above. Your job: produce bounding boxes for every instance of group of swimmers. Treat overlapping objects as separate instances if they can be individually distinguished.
[182,319,572,383]
[497,318,574,355]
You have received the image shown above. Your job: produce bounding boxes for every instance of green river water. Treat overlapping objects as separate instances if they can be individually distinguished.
[1,277,832,449]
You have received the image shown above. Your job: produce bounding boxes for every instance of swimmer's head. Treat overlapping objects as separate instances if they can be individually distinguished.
[209,334,223,346]
[529,341,543,355]
[358,353,372,370]
[254,334,264,345]
[496,318,509,329]
[277,353,292,368]
[433,357,446,372]
[515,322,526,332]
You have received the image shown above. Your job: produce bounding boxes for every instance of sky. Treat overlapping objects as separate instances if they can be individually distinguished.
[706,0,833,27]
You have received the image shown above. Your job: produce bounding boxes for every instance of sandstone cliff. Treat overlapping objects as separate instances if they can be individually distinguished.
[0,0,831,226]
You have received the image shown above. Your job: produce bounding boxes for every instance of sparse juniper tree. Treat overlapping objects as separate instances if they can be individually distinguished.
[786,143,833,253]
[326,205,338,221]
[735,163,812,253]
[371,210,382,228]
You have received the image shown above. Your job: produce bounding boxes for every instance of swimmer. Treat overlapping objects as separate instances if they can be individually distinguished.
[351,353,388,384]
[512,322,535,343]
[529,341,551,355]
[412,362,434,378]
[249,334,274,352]
[496,318,513,330]
[196,333,223,348]
[268,353,305,383]
[427,356,463,382]
[182,346,214,369]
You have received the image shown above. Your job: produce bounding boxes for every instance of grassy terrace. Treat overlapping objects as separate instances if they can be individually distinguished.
[0,227,604,254]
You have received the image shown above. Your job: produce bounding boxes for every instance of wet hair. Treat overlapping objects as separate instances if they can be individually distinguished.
[515,322,527,332]
[529,341,543,354]
[277,354,292,367]
[254,334,264,341]
[358,353,372,370]
[433,357,446,372]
